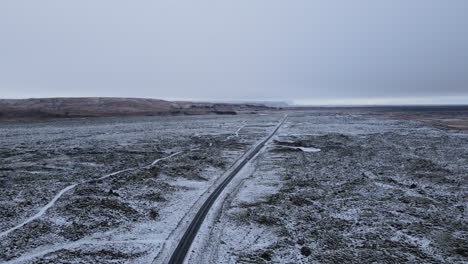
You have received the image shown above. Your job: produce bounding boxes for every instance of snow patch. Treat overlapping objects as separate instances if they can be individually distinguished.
[0,184,77,238]
[0,151,185,239]
[278,145,321,152]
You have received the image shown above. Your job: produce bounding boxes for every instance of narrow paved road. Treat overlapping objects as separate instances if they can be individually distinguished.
[167,115,287,264]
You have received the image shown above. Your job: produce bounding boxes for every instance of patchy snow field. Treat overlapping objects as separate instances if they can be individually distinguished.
[193,111,468,264]
[0,114,282,263]
[1,111,467,264]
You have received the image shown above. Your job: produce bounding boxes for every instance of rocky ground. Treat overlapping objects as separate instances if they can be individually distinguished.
[0,114,282,263]
[1,111,466,264]
[200,111,468,264]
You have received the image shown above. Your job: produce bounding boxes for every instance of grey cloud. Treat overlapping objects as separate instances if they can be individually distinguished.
[0,0,467,102]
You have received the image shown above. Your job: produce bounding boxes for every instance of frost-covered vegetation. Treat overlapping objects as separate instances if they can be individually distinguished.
[1,112,466,264]
[197,113,468,264]
[0,114,280,263]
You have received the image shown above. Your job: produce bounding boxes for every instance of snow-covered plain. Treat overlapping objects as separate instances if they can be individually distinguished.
[0,114,282,263]
[189,112,468,264]
[1,111,467,264]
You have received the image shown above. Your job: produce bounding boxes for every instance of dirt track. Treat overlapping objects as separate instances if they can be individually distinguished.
[196,112,468,264]
[0,114,281,263]
[0,111,466,263]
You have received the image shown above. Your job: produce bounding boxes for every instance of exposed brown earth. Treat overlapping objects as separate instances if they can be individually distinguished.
[381,112,468,130]
[287,105,468,130]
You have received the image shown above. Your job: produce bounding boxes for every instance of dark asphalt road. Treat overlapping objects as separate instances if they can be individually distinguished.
[167,116,287,264]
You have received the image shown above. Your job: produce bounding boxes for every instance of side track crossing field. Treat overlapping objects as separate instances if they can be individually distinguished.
[0,111,466,263]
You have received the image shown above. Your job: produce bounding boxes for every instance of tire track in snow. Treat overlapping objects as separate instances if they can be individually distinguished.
[5,238,168,264]
[144,151,184,169]
[2,120,252,259]
[0,151,185,239]
[227,121,247,140]
[0,184,78,238]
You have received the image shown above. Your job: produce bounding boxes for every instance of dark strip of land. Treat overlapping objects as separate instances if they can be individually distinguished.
[0,97,272,119]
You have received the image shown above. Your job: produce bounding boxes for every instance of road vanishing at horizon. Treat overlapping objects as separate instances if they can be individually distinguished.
[166,115,287,264]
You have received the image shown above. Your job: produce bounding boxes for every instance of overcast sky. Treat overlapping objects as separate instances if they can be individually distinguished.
[1,0,467,104]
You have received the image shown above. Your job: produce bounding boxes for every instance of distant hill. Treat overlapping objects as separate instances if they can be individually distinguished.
[0,97,273,120]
